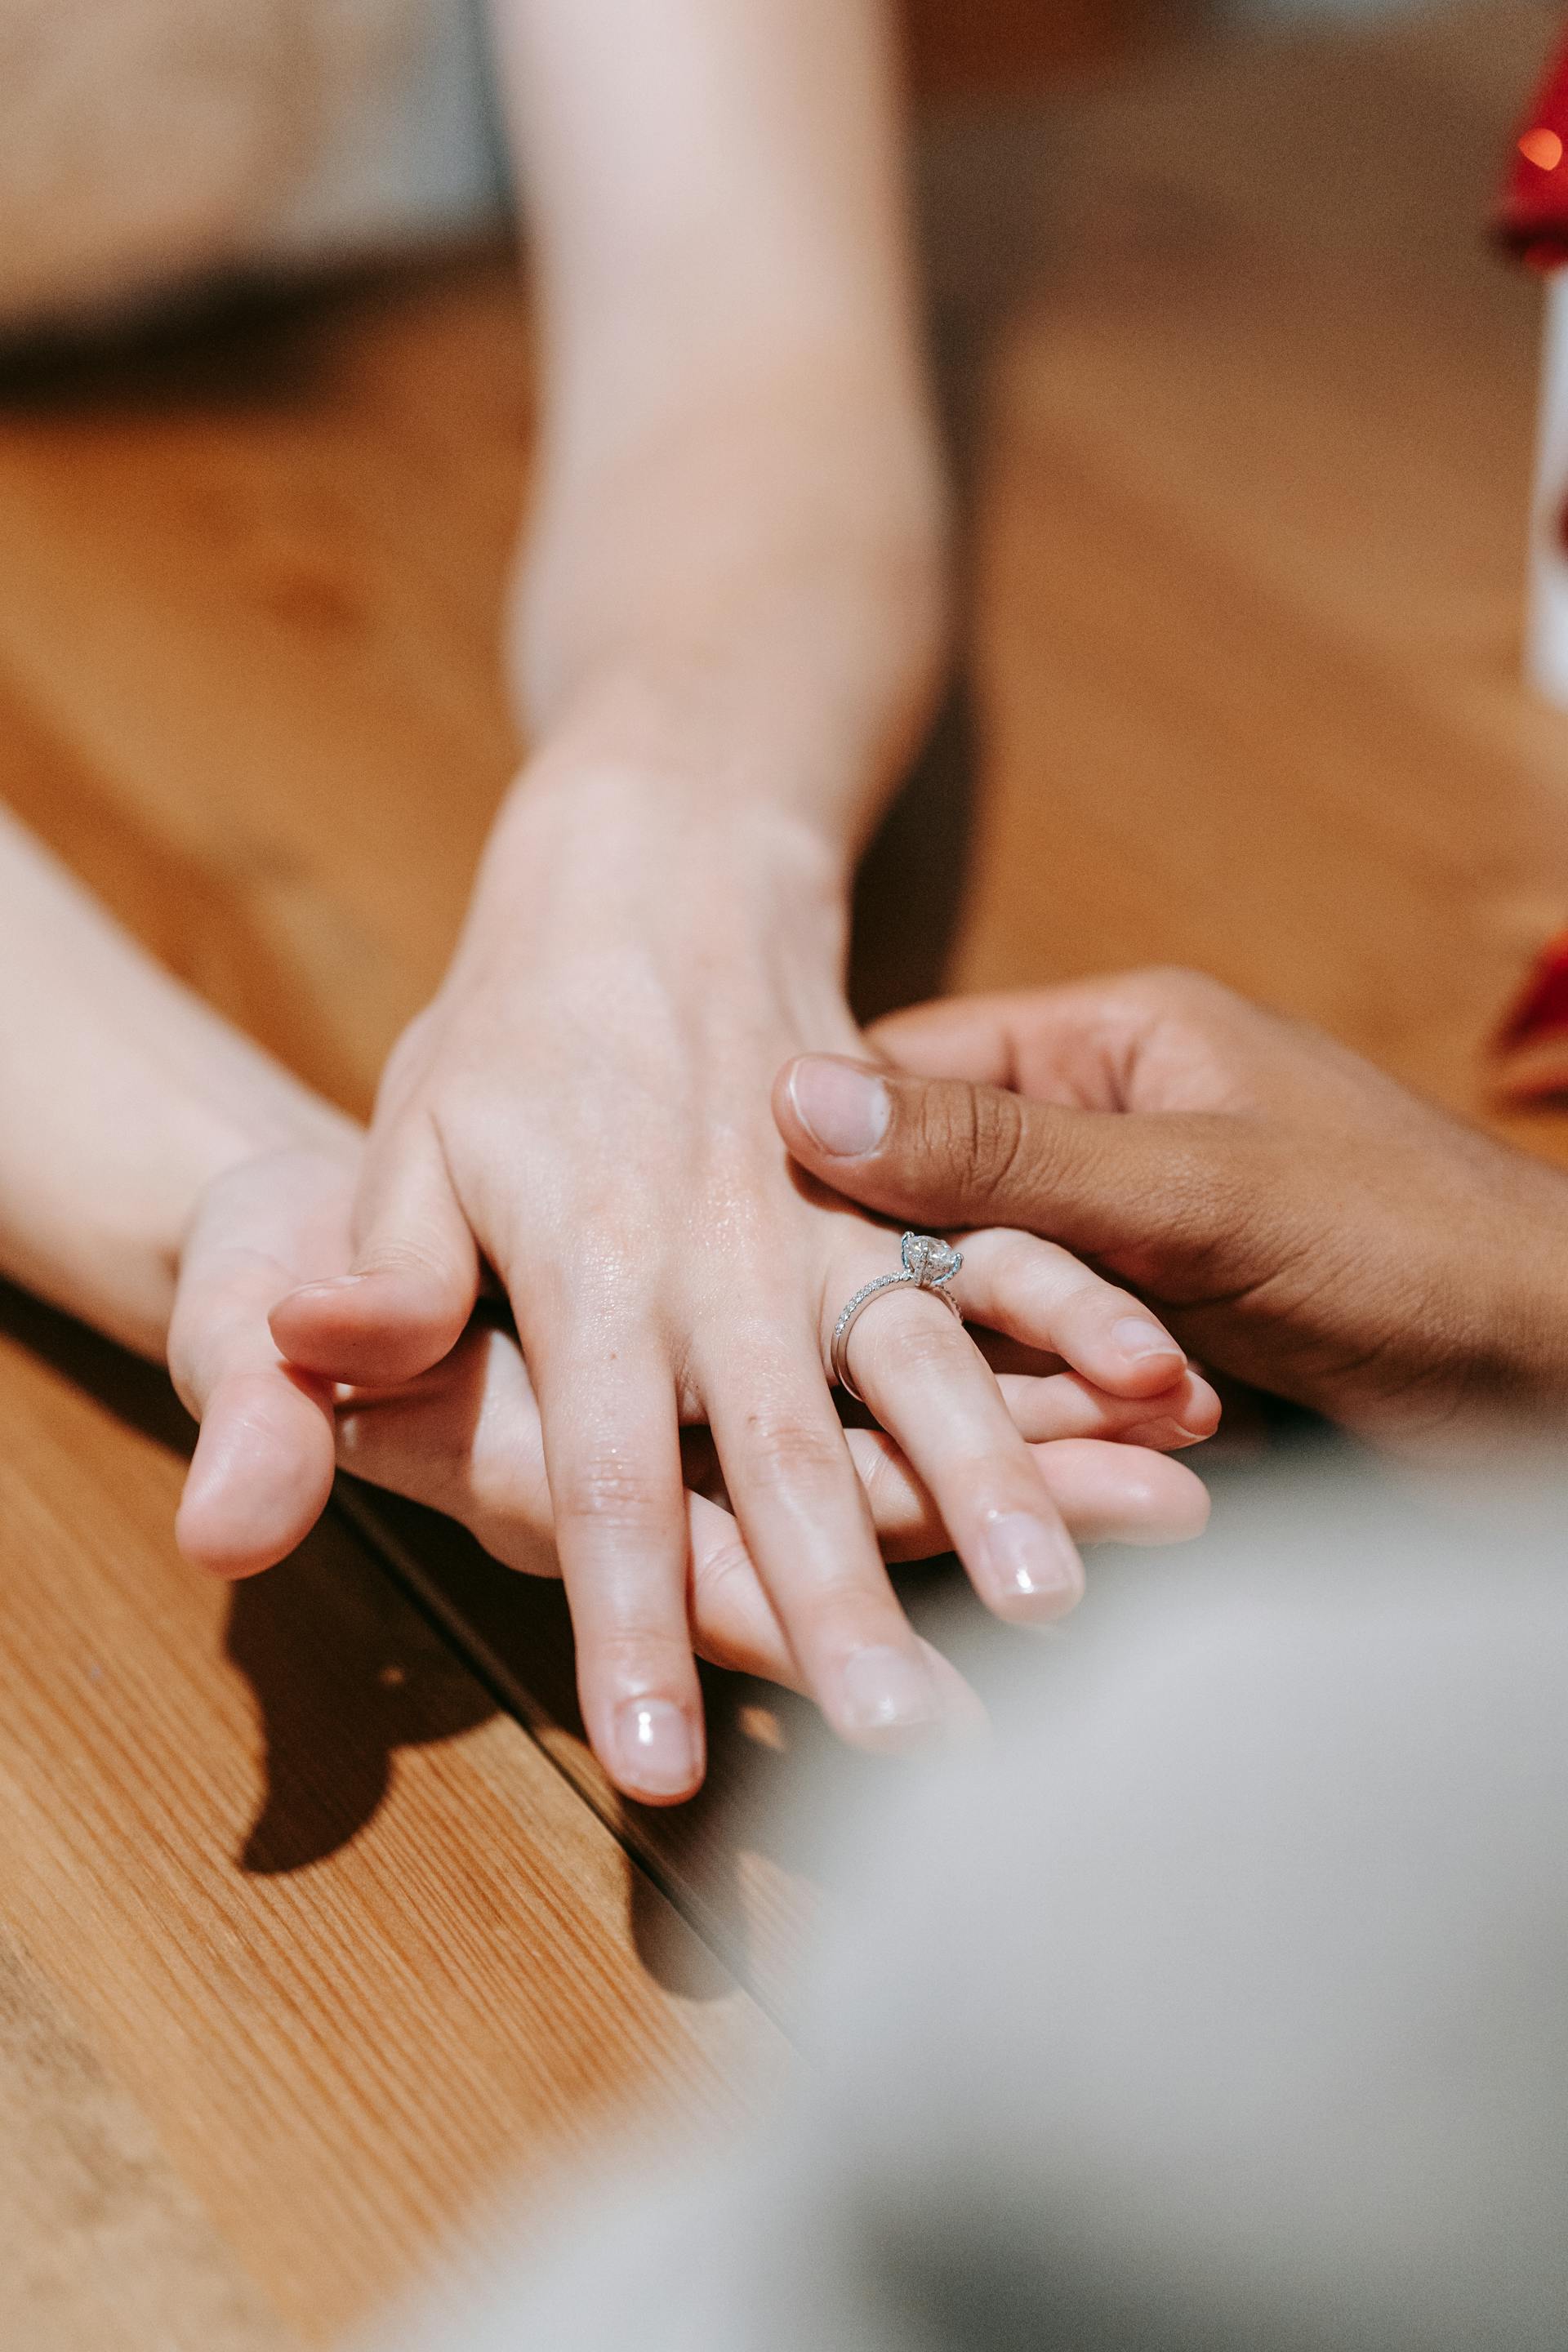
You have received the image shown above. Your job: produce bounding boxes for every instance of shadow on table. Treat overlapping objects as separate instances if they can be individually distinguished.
[0,1281,912,2013]
[343,1479,987,2024]
[0,1282,496,1873]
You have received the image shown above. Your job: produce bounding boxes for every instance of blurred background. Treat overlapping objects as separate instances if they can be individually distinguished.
[909,0,1413,95]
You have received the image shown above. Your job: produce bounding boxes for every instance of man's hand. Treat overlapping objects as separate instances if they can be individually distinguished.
[773,969,1568,1452]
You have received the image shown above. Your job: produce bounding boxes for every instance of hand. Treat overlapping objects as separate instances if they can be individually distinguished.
[169,1141,1212,1731]
[262,786,1214,1800]
[773,968,1568,1453]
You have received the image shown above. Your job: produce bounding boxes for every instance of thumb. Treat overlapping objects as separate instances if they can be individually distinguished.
[269,1122,478,1386]
[169,1159,346,1578]
[774,1054,1247,1277]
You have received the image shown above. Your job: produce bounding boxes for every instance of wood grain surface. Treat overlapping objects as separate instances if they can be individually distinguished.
[0,1,1563,2340]
[0,1289,786,2344]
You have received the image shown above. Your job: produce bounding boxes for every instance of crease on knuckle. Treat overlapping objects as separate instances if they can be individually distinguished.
[558,1454,671,1537]
[353,1233,460,1285]
[734,1405,845,1495]
[590,1628,693,1686]
[857,1300,967,1386]
[693,1534,756,1607]
[958,1084,1033,1219]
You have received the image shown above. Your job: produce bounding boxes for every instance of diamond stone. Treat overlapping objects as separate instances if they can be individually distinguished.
[901,1232,961,1285]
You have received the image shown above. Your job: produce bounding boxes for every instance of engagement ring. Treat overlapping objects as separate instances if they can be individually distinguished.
[830,1232,964,1405]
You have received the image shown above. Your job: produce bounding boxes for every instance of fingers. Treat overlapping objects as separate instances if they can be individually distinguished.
[841,1284,1086,1626]
[530,1330,706,1806]
[676,1503,982,1726]
[866,991,1031,1085]
[167,1157,346,1578]
[848,1428,1212,1553]
[867,969,1256,1104]
[336,1330,985,1706]
[993,1367,1221,1450]
[269,1120,479,1386]
[700,1334,957,1753]
[954,1228,1188,1398]
[774,1053,1246,1280]
[336,1324,559,1579]
[338,1326,797,1686]
[176,1365,337,1579]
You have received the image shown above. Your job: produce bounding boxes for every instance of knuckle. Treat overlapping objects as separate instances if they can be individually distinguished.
[693,1534,756,1606]
[947,1082,1032,1216]
[733,1404,846,1494]
[590,1628,694,1685]
[852,1296,970,1394]
[354,1232,461,1285]
[557,1453,673,1537]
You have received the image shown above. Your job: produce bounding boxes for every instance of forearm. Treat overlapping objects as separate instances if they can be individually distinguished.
[0,813,352,1357]
[490,0,947,852]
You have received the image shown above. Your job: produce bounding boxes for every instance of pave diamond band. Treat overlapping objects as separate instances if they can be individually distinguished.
[830,1232,964,1406]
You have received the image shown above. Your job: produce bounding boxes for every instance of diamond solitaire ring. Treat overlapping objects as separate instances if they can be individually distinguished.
[830,1232,964,1406]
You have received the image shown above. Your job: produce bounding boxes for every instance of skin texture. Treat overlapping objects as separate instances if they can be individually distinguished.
[268,793,1210,1796]
[262,0,1215,1801]
[173,1148,1214,1709]
[774,968,1568,1455]
[0,4,1217,1806]
[0,814,1213,1794]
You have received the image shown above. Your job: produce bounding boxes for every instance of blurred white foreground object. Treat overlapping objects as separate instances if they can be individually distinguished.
[367,1466,1568,2352]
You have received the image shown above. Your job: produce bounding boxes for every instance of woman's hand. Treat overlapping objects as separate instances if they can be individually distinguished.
[171,1130,1214,1771]
[258,786,1214,1800]
[774,968,1568,1454]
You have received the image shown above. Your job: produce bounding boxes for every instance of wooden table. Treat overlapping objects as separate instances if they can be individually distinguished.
[1,3,1562,2341]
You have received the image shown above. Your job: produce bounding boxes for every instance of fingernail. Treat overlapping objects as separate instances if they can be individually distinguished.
[613,1699,700,1797]
[837,1644,942,1745]
[979,1512,1083,1620]
[787,1058,890,1158]
[1112,1315,1183,1362]
[1125,1419,1212,1450]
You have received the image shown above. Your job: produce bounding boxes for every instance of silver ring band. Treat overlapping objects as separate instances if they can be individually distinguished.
[831,1233,964,1406]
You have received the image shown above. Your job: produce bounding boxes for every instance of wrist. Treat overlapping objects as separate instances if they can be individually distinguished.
[483,764,850,958]
[511,403,948,850]
[443,767,861,1067]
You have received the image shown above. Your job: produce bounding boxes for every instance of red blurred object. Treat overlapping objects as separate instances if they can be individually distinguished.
[1490,37,1568,1092]
[1493,929,1568,1101]
[1496,36,1568,269]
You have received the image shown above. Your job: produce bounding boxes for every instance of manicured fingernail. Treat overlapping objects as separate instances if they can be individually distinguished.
[613,1699,699,1797]
[979,1512,1083,1620]
[787,1058,890,1158]
[1112,1315,1183,1361]
[837,1645,942,1745]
